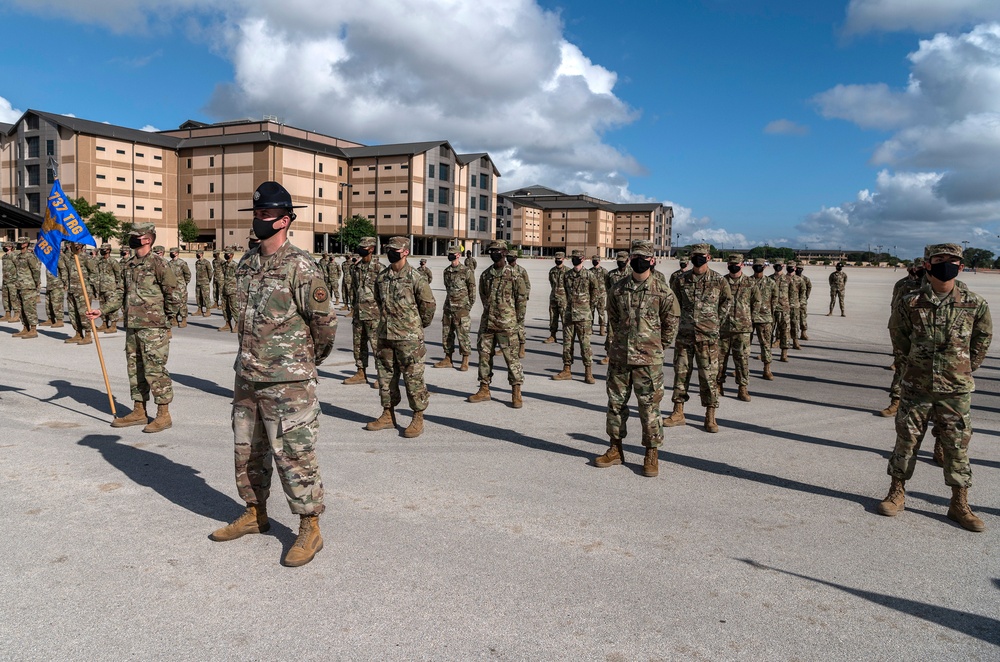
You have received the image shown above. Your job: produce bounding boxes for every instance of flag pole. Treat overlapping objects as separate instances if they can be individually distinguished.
[74,252,116,418]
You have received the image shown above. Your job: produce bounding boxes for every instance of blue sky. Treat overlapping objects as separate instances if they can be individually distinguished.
[2,0,1000,256]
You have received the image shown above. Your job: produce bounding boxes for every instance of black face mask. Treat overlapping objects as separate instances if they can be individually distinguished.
[592,259,599,267]
[571,256,583,266]
[386,249,403,264]
[169,253,178,259]
[447,253,457,262]
[786,266,795,273]
[102,251,111,257]
[630,257,651,274]
[912,268,924,278]
[836,265,843,271]
[752,265,765,273]
[679,262,688,269]
[555,259,563,266]
[795,268,803,275]
[356,247,370,257]
[728,264,741,274]
[616,260,627,269]
[691,255,708,267]
[489,251,504,263]
[128,236,144,249]
[929,261,960,282]
[252,217,282,241]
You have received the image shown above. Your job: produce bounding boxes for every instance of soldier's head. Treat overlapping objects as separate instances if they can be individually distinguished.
[727,254,744,275]
[385,236,409,268]
[169,247,179,259]
[240,181,304,249]
[120,248,128,258]
[213,251,220,258]
[690,244,711,273]
[505,252,518,265]
[419,258,427,267]
[247,230,260,251]
[615,250,629,269]
[772,260,784,273]
[752,256,766,274]
[224,245,235,261]
[795,265,804,275]
[835,262,844,271]
[17,236,30,251]
[591,254,600,267]
[570,249,586,269]
[786,261,797,273]
[196,251,203,258]
[924,243,963,284]
[466,250,472,258]
[487,241,507,264]
[357,236,376,262]
[99,243,111,256]
[630,240,655,277]
[70,242,85,254]
[1,241,9,253]
[910,256,924,277]
[678,255,689,269]
[447,244,461,264]
[554,251,565,266]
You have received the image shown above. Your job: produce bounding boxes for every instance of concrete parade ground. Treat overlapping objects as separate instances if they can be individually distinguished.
[1,256,998,661]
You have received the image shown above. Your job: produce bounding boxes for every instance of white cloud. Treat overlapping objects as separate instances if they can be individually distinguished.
[0,96,23,123]
[763,119,809,136]
[844,0,1000,35]
[140,125,160,132]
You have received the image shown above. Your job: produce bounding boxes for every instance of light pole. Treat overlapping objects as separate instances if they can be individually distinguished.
[962,240,970,267]
[676,232,682,259]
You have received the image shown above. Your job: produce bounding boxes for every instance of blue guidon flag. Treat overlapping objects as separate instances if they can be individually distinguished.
[34,179,97,276]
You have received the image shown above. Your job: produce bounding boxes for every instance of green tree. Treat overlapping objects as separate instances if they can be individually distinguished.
[178,219,200,244]
[963,247,994,269]
[334,215,376,251]
[70,197,121,243]
[70,197,99,220]
[117,221,134,245]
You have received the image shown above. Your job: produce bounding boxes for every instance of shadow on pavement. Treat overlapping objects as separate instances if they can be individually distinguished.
[423,411,592,459]
[908,490,1000,519]
[45,379,129,415]
[172,372,234,399]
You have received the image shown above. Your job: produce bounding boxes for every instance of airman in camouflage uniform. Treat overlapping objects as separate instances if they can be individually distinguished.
[65,242,98,345]
[217,247,239,332]
[785,261,803,350]
[595,240,679,477]
[464,250,477,271]
[505,252,530,358]
[468,241,527,408]
[10,237,41,339]
[770,260,792,362]
[795,263,811,340]
[1,241,16,322]
[341,255,355,312]
[718,254,760,401]
[94,243,123,333]
[552,249,598,383]
[544,252,569,343]
[828,262,847,316]
[366,236,436,437]
[40,245,66,328]
[88,223,181,433]
[209,181,337,567]
[325,253,341,306]
[194,250,213,316]
[880,256,928,418]
[212,250,224,309]
[878,243,992,533]
[599,251,632,365]
[750,257,777,380]
[344,237,384,386]
[434,244,476,371]
[167,247,191,327]
[664,243,733,433]
[589,255,608,336]
[669,255,689,290]
[417,258,433,284]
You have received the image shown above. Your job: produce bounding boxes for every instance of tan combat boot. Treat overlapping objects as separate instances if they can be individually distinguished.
[104,322,117,333]
[737,386,751,402]
[37,319,50,328]
[879,398,899,417]
[343,368,367,385]
[78,331,93,345]
[779,349,788,362]
[552,365,572,381]
[64,332,83,344]
[662,402,685,427]
[584,365,596,384]
[543,335,556,344]
[792,337,801,350]
[403,411,424,438]
[947,486,985,532]
[826,310,833,316]
[51,319,64,328]
[511,384,522,409]
[762,364,774,380]
[111,401,148,428]
[599,324,606,336]
[217,322,232,332]
[433,355,453,369]
[704,407,719,433]
[11,325,27,338]
[143,404,172,433]
[283,515,323,567]
[877,478,905,516]
[467,383,491,403]
[716,378,725,398]
[365,407,396,431]
[9,312,19,323]
[800,331,809,341]
[202,309,210,317]
[459,355,469,371]
[642,447,659,477]
[179,318,187,328]
[209,503,270,541]
[932,439,944,466]
[19,326,37,339]
[595,438,624,468]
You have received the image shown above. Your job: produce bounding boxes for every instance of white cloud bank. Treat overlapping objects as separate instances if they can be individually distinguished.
[0,96,23,123]
[844,0,1000,35]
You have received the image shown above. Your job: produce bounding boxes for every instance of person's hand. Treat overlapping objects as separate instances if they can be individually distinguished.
[84,309,101,321]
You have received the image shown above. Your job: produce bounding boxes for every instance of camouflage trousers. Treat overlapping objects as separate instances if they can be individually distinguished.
[888,392,973,488]
[788,307,800,339]
[98,291,118,327]
[221,293,238,325]
[232,376,324,515]
[798,302,808,332]
[771,310,791,349]
[671,339,719,408]
[2,282,14,315]
[549,297,566,337]
[326,279,340,304]
[375,337,429,412]
[591,300,607,331]
[718,332,751,387]
[516,319,526,354]
[352,317,379,370]
[196,281,212,310]
[477,327,524,386]
[67,291,90,333]
[606,362,665,448]
[829,288,845,314]
[45,285,65,323]
[125,327,173,405]
[753,322,773,364]
[441,309,472,357]
[14,287,38,327]
[213,279,223,306]
[341,282,351,309]
[562,318,592,366]
[174,287,189,322]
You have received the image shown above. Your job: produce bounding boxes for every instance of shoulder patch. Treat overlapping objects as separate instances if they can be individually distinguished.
[313,286,329,303]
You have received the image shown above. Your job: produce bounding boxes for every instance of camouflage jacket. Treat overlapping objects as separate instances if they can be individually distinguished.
[101,251,181,328]
[351,259,384,321]
[607,274,680,366]
[829,270,847,291]
[66,252,97,297]
[213,257,225,282]
[342,263,353,292]
[417,265,434,284]
[513,263,531,299]
[672,269,733,342]
[325,260,341,287]
[169,257,191,286]
[195,258,213,283]
[787,273,802,308]
[219,259,238,295]
[890,281,992,395]
[234,241,337,382]
[443,263,476,316]
[770,272,791,312]
[479,263,526,331]
[751,274,778,323]
[13,251,41,290]
[1,252,15,287]
[800,275,812,301]
[96,255,123,294]
[589,265,608,297]
[722,273,760,334]
[668,267,688,290]
[56,253,71,290]
[563,267,596,322]
[607,264,632,291]
[374,262,436,341]
[464,256,477,271]
[548,264,568,302]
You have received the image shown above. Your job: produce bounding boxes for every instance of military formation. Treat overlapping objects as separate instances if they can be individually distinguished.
[2,180,994,571]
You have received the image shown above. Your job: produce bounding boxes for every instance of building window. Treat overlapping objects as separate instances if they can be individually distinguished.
[368,190,375,195]
[383,214,391,219]
[400,189,408,194]
[400,214,408,219]
[25,115,39,130]
[117,204,126,209]
[47,169,54,184]
[368,166,375,171]
[367,215,375,219]
[209,208,215,219]
[338,189,343,201]
[97,146,106,152]
[209,156,215,167]
[428,164,435,178]
[26,137,40,158]
[136,205,145,211]
[318,163,323,173]
[318,212,323,222]
[383,190,391,195]
[209,183,215,193]
[136,179,144,184]
[187,158,192,168]
[353,167,360,172]
[97,202,106,208]
[470,173,475,188]
[438,210,448,228]
[46,140,54,156]
[117,177,126,182]
[479,216,488,232]
[154,181,162,186]
[427,212,434,227]
[352,190,359,196]
[479,195,488,211]
[26,165,40,186]
[439,187,449,205]
[187,209,192,218]
[27,193,40,213]
[154,155,162,161]
[186,184,191,194]
[318,187,323,198]
[136,152,144,158]
[116,149,126,155]
[97,174,106,180]
[339,166,343,175]
[480,174,489,189]
[439,163,450,181]
[427,188,435,203]
[154,207,162,212]
[470,196,475,209]
[383,165,391,170]
[400,164,408,170]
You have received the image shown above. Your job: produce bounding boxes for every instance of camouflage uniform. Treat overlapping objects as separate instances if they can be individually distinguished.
[441,247,476,359]
[589,256,608,334]
[668,259,688,290]
[99,227,181,405]
[546,253,569,340]
[770,262,792,352]
[212,252,224,308]
[96,246,123,330]
[195,253,213,313]
[507,256,530,355]
[341,256,354,311]
[219,250,239,329]
[350,238,384,376]
[167,249,191,324]
[786,262,802,345]
[559,250,597,370]
[66,245,97,339]
[43,249,66,326]
[886,262,926,402]
[325,255,341,305]
[477,246,527,389]
[719,255,760,394]
[751,258,778,369]
[231,238,336,516]
[602,252,632,364]
[373,239,436,413]
[829,265,847,315]
[796,267,811,338]
[1,243,16,319]
[12,240,41,329]
[669,245,733,409]
[417,260,433,284]
[465,252,477,271]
